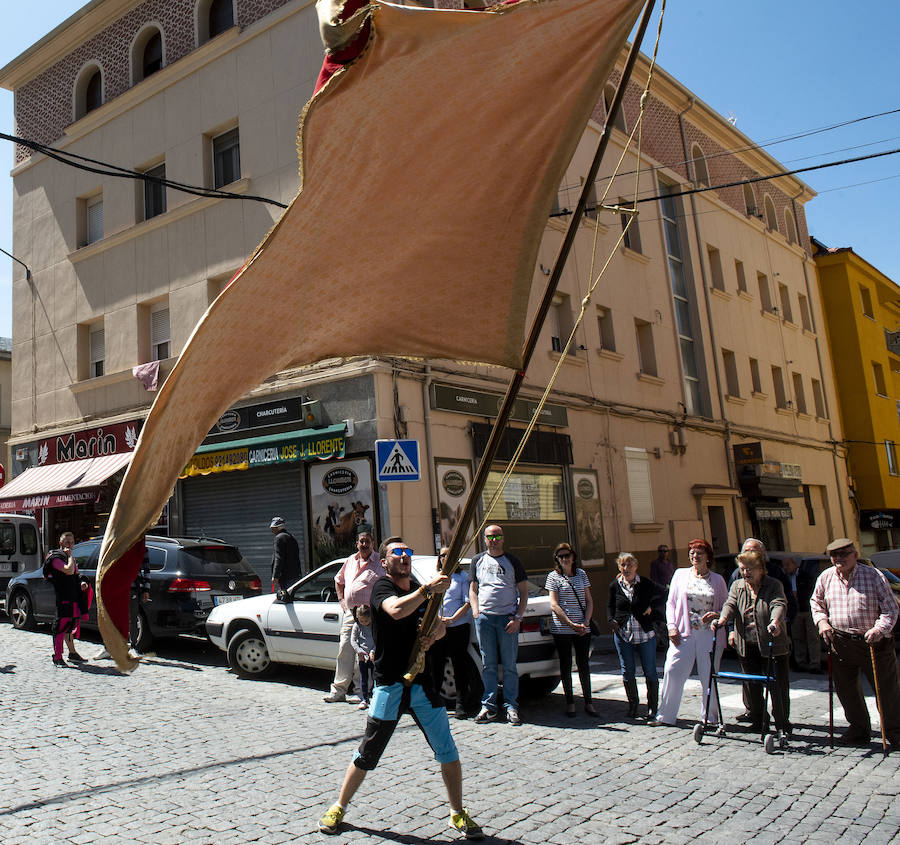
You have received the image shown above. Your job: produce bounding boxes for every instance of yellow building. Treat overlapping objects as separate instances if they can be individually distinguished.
[813,239,900,552]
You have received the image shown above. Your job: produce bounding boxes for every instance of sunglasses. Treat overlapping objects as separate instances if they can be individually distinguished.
[556,552,573,559]
[830,548,854,559]
[486,533,503,540]
[389,548,414,558]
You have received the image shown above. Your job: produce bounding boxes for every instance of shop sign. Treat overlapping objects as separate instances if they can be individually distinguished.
[431,383,568,427]
[758,462,783,478]
[733,442,763,465]
[37,419,142,466]
[780,463,802,480]
[181,448,250,478]
[208,398,311,438]
[323,467,358,496]
[442,470,467,497]
[754,505,793,520]
[869,512,893,530]
[0,489,101,511]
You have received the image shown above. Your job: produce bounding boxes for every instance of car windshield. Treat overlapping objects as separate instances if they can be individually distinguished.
[0,524,15,555]
[526,575,549,597]
[181,546,252,574]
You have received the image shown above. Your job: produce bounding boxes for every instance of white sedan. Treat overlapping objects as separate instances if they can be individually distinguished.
[206,555,562,696]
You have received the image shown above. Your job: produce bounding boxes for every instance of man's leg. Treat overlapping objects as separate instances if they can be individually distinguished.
[327,611,357,700]
[498,625,519,713]
[831,638,871,739]
[475,615,499,712]
[441,759,463,813]
[336,760,368,807]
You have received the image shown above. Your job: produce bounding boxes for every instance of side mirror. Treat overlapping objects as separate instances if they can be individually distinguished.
[276,589,289,603]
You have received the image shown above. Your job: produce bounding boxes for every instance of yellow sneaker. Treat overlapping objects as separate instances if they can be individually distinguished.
[450,809,484,840]
[318,804,346,835]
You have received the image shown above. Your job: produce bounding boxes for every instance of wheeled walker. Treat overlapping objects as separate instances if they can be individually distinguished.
[692,631,788,754]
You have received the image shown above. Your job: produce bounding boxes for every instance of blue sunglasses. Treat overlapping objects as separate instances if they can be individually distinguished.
[389,548,414,558]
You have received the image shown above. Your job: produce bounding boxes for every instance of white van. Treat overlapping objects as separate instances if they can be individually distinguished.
[0,514,42,613]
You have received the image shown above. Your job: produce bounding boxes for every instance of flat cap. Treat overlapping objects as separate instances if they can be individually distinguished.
[270,516,286,528]
[825,537,854,554]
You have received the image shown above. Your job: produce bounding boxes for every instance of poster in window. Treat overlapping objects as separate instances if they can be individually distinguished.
[435,459,474,548]
[572,468,605,567]
[308,456,376,568]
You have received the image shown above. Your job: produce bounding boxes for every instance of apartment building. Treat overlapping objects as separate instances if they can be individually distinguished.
[0,0,851,597]
[812,240,900,553]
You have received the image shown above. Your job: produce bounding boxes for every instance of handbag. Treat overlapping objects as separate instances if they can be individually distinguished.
[561,572,600,636]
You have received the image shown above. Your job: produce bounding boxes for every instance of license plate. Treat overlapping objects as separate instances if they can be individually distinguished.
[539,616,552,634]
[214,594,243,606]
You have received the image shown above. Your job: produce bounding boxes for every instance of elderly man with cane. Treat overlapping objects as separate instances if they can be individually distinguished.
[810,537,900,750]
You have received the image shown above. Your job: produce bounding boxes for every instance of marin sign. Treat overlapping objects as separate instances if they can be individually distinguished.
[322,467,358,495]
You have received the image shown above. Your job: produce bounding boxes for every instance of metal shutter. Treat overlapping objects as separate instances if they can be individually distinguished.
[183,463,306,583]
[87,197,103,243]
[625,447,654,524]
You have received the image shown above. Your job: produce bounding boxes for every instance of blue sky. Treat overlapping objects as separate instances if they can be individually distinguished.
[1,1,900,339]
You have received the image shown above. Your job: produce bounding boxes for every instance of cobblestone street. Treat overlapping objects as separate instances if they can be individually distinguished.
[1,624,898,844]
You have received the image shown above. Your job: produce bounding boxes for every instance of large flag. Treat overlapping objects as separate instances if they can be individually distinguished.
[96,0,643,670]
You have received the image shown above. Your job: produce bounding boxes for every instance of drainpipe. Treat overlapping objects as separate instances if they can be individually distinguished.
[795,198,850,536]
[422,363,440,552]
[677,98,743,542]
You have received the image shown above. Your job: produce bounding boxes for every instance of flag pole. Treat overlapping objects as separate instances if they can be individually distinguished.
[405,0,658,683]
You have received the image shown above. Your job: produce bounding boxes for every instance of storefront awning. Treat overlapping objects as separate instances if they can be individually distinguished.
[181,423,347,478]
[0,452,133,510]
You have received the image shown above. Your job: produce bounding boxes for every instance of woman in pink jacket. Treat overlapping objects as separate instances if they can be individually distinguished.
[649,539,727,726]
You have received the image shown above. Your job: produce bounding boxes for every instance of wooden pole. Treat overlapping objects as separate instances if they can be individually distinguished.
[870,644,888,756]
[405,0,658,683]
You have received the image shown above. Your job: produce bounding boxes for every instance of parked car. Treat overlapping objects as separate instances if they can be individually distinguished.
[713,551,829,582]
[206,555,562,696]
[0,514,42,614]
[870,549,900,578]
[5,535,262,650]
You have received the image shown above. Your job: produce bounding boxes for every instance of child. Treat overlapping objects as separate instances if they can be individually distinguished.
[350,605,375,710]
[44,531,91,667]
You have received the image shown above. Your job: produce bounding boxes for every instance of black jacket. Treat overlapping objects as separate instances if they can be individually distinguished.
[607,576,664,633]
[272,530,301,587]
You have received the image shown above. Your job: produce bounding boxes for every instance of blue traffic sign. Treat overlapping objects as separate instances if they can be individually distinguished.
[376,439,421,482]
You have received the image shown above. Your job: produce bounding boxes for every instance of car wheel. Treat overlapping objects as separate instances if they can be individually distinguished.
[8,590,35,630]
[227,628,273,679]
[130,608,153,653]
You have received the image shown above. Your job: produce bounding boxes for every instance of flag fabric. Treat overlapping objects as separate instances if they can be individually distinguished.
[96,0,643,671]
[132,361,160,391]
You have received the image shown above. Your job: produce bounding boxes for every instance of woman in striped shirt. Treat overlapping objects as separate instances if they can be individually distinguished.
[545,542,596,717]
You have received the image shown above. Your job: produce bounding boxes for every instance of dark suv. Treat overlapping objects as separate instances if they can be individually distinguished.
[5,535,262,651]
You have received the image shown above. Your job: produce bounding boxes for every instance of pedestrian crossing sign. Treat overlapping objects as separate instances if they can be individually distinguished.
[376,439,421,482]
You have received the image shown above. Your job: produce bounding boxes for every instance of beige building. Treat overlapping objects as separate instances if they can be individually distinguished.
[0,337,10,479]
[1,0,851,603]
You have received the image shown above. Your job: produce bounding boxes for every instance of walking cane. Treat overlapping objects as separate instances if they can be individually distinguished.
[827,647,834,749]
[869,644,889,756]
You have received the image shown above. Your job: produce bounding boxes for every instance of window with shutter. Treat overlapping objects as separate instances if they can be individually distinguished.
[89,327,105,378]
[151,306,170,361]
[86,196,103,244]
[625,447,654,524]
[213,128,240,189]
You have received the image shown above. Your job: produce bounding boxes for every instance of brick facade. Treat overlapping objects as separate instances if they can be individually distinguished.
[14,0,292,163]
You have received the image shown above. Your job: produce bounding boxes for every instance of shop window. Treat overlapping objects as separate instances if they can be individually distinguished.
[90,325,105,378]
[758,272,774,312]
[812,378,826,418]
[749,357,762,394]
[764,195,778,233]
[860,285,874,318]
[873,361,887,397]
[722,349,740,397]
[625,447,654,524]
[735,259,747,293]
[481,467,566,522]
[771,366,787,408]
[691,144,709,188]
[212,127,241,188]
[743,183,758,217]
[141,161,167,221]
[132,26,165,84]
[74,64,103,120]
[707,245,725,291]
[798,293,813,332]
[151,304,171,361]
[778,283,793,322]
[887,441,899,476]
[597,305,616,353]
[602,83,627,133]
[619,198,641,252]
[635,319,657,376]
[792,372,807,414]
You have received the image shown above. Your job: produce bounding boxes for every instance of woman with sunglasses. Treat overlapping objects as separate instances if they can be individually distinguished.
[545,542,596,716]
[430,547,475,719]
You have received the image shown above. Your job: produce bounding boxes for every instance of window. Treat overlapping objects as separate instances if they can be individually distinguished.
[213,128,241,188]
[597,306,616,353]
[860,286,874,318]
[722,349,740,397]
[735,259,747,294]
[625,447,654,524]
[151,305,171,361]
[142,162,167,220]
[90,326,105,378]
[778,283,793,322]
[811,378,826,418]
[749,358,762,394]
[886,441,899,476]
[691,144,709,188]
[482,467,566,522]
[132,26,164,83]
[660,183,703,414]
[635,319,657,376]
[873,361,887,396]
[803,485,816,525]
[619,198,641,252]
[743,183,757,217]
[772,366,787,408]
[792,372,807,414]
[764,195,778,232]
[74,65,103,120]
[85,194,103,245]
[550,294,575,355]
[784,209,798,244]
[758,272,774,312]
[209,0,234,37]
[707,245,725,291]
[583,178,598,220]
[798,293,813,332]
[143,32,163,78]
[602,83,627,133]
